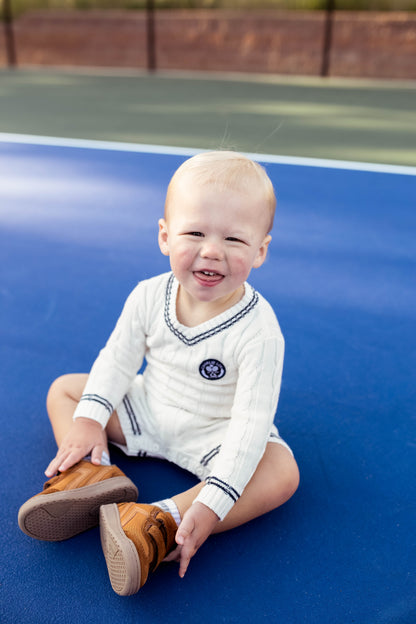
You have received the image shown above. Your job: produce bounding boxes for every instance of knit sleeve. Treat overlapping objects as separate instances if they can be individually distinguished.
[193,333,284,520]
[73,283,147,429]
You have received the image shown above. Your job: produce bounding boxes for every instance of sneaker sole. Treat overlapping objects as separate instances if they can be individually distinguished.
[18,477,138,541]
[100,503,141,596]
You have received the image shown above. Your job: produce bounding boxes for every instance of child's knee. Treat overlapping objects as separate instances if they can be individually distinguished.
[46,373,86,414]
[270,451,300,508]
[47,375,68,404]
[283,455,300,500]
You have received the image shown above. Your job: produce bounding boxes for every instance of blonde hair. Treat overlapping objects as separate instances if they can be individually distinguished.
[165,151,276,232]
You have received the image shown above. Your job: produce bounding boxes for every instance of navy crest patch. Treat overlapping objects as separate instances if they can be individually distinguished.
[199,359,226,380]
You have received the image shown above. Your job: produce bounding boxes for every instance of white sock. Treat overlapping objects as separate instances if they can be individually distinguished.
[100,450,111,466]
[84,450,111,466]
[152,498,181,527]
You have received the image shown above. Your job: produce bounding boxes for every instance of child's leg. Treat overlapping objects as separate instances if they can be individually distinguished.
[18,374,137,541]
[99,443,298,594]
[46,373,126,448]
[172,442,299,533]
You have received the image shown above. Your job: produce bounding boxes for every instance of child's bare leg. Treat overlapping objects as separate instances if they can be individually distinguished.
[45,374,126,476]
[46,373,88,445]
[163,443,299,575]
[19,375,138,542]
[217,443,299,532]
[46,373,126,447]
[172,442,299,533]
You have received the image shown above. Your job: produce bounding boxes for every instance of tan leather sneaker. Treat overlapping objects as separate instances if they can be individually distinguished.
[18,461,138,541]
[100,502,178,595]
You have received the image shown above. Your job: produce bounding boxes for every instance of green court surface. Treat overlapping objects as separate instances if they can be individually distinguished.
[0,68,415,165]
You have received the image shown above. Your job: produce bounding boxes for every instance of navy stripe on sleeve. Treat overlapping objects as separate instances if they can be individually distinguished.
[205,476,240,503]
[79,394,114,415]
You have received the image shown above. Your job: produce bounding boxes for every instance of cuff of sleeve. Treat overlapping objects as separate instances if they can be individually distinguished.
[73,398,111,429]
[193,481,239,521]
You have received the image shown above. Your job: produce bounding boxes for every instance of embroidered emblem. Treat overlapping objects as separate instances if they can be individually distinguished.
[199,359,226,380]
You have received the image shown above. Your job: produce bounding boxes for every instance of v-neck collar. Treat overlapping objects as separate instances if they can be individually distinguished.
[164,273,259,346]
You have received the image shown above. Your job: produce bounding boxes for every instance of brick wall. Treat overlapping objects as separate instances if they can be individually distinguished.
[1,10,415,80]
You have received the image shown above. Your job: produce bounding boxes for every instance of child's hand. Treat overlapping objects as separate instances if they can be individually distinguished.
[175,501,219,578]
[45,417,108,478]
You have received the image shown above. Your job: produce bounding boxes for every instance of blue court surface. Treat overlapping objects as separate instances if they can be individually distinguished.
[0,136,415,624]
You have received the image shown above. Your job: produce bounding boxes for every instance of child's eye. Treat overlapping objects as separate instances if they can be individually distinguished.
[226,236,244,243]
[187,232,204,237]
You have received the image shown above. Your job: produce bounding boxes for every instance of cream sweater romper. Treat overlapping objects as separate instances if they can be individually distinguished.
[73,272,290,520]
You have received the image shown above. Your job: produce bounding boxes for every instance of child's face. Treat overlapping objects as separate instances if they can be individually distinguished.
[158,180,271,311]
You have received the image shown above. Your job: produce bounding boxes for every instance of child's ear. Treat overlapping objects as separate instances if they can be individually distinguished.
[252,234,272,268]
[158,219,170,256]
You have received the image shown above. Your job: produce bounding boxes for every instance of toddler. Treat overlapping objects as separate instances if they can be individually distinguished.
[18,151,299,595]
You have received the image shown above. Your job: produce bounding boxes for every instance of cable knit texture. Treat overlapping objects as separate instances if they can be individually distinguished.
[73,272,285,519]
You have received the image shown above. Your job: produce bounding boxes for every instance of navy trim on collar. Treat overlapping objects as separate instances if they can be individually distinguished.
[164,273,259,346]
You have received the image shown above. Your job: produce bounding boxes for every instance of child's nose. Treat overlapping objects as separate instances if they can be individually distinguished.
[200,238,224,260]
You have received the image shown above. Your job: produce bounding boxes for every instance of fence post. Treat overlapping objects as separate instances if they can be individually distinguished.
[321,0,335,77]
[146,0,156,72]
[3,0,17,67]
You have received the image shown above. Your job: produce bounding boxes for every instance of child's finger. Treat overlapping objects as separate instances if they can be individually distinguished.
[57,449,84,473]
[45,451,66,477]
[175,515,193,546]
[90,445,106,465]
[177,525,198,577]
[179,542,193,578]
[45,459,59,478]
[175,525,193,576]
[163,545,182,563]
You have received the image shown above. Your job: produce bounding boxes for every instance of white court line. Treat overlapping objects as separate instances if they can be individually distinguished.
[1,132,416,177]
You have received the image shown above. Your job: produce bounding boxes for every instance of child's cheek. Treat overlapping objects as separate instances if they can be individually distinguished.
[230,251,253,278]
[170,243,195,272]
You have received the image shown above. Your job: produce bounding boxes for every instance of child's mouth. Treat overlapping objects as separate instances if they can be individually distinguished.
[193,270,224,285]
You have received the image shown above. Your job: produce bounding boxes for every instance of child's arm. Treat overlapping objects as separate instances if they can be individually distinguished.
[194,330,284,522]
[44,283,149,479]
[45,417,107,477]
[72,283,148,431]
[175,502,219,578]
